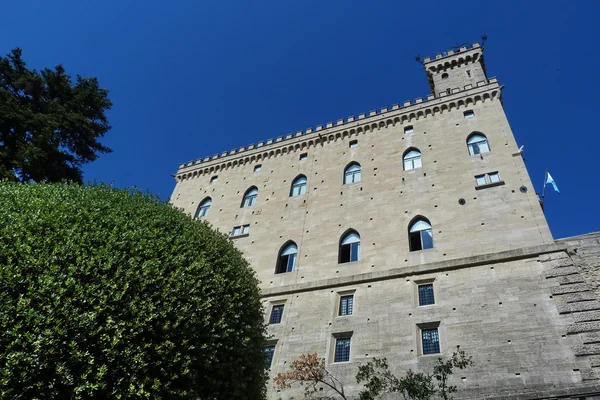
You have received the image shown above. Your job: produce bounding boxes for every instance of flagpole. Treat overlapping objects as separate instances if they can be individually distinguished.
[541,169,547,201]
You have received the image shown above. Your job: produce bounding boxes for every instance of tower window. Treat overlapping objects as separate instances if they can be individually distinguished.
[466,70,471,78]
[463,110,474,119]
[344,163,361,185]
[290,175,307,197]
[422,328,440,354]
[232,224,250,237]
[254,164,262,172]
[339,295,354,316]
[467,133,490,156]
[404,125,414,134]
[210,175,218,183]
[276,242,298,274]
[195,197,212,218]
[403,149,422,171]
[334,337,351,363]
[409,218,433,251]
[241,187,258,208]
[299,153,308,161]
[339,231,360,263]
[475,172,502,187]
[349,140,358,148]
[418,284,435,306]
[269,305,284,324]
[441,73,449,80]
[264,345,276,369]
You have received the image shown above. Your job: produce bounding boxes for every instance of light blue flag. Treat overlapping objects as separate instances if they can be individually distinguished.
[545,172,560,193]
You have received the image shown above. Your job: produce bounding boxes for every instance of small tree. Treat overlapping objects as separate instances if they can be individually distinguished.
[274,352,348,400]
[356,347,473,400]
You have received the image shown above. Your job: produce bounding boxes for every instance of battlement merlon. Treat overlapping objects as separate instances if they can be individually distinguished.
[174,79,501,178]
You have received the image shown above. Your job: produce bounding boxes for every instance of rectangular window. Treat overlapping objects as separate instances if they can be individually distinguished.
[404,126,414,134]
[269,305,284,324]
[254,164,262,172]
[299,153,308,161]
[334,337,351,362]
[421,328,440,355]
[418,284,435,306]
[210,175,218,183]
[475,172,502,186]
[463,110,474,119]
[339,295,354,316]
[264,345,276,369]
[232,224,250,237]
[466,70,471,78]
[489,172,500,183]
[349,140,358,148]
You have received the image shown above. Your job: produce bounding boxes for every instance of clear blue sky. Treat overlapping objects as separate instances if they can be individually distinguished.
[2,1,598,239]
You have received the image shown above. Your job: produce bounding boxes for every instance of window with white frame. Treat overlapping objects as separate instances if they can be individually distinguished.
[475,172,501,186]
[344,163,361,185]
[241,187,258,208]
[409,218,433,251]
[463,110,474,119]
[195,197,212,218]
[290,175,307,197]
[232,224,250,237]
[276,242,298,274]
[339,294,354,316]
[403,149,422,171]
[339,231,360,263]
[254,164,262,172]
[467,133,490,156]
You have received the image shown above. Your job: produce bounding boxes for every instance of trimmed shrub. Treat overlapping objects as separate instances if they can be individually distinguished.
[0,182,267,399]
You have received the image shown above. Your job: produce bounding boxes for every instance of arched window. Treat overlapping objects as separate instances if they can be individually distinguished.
[339,230,360,263]
[441,72,449,79]
[467,133,490,155]
[195,197,212,218]
[409,218,433,251]
[403,149,422,171]
[344,163,361,185]
[290,175,307,197]
[241,187,258,208]
[276,242,298,274]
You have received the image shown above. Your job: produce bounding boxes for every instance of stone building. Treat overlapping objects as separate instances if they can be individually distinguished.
[170,44,600,399]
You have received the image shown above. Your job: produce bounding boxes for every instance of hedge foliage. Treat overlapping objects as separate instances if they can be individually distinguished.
[0,182,267,399]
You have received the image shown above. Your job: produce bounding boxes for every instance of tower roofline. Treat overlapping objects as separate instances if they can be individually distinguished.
[422,42,482,65]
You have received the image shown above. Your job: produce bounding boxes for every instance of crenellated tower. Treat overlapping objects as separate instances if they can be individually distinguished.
[423,43,487,96]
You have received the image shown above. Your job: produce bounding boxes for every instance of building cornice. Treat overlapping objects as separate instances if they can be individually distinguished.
[175,79,501,181]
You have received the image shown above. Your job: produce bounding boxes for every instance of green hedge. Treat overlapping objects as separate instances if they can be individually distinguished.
[0,183,267,399]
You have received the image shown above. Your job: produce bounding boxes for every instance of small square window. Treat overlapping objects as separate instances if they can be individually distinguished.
[464,110,474,119]
[254,164,262,172]
[264,345,275,369]
[269,305,284,324]
[334,337,351,362]
[489,172,500,183]
[339,295,354,316]
[422,328,440,355]
[210,175,218,183]
[418,284,435,306]
[232,224,250,237]
[349,140,358,148]
[299,153,308,161]
[404,126,414,134]
[475,175,487,186]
